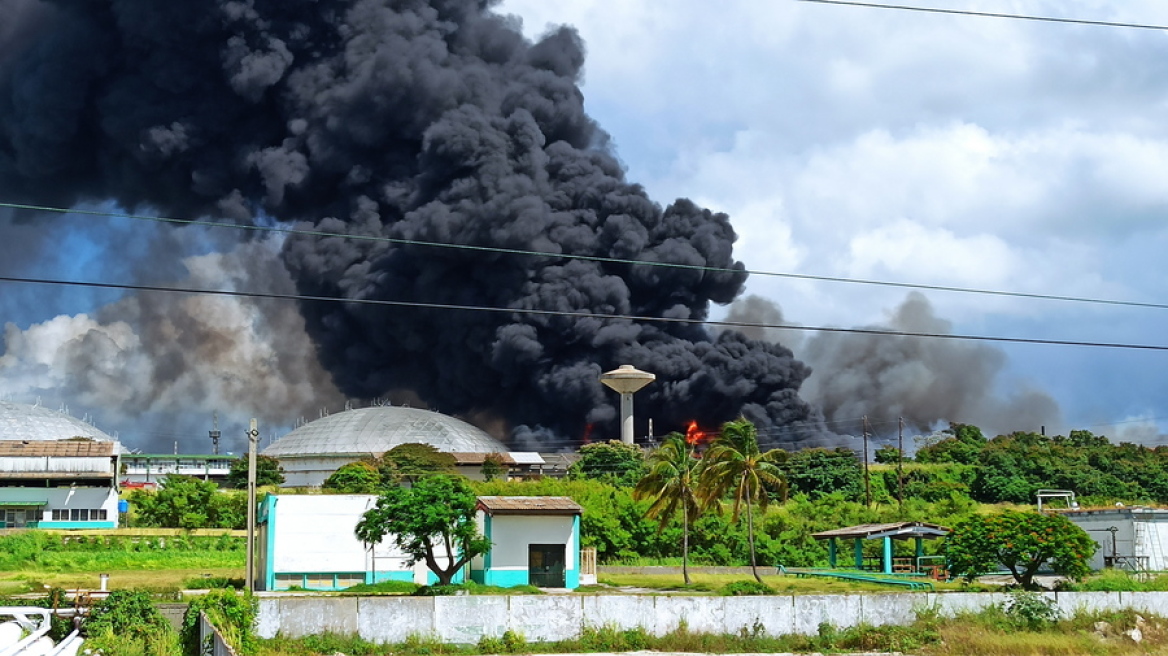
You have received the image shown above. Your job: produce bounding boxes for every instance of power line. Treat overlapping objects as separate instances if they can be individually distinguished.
[4,200,1168,312]
[792,0,1168,31]
[3,273,1168,352]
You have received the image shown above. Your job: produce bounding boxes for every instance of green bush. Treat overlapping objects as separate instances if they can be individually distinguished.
[181,589,258,655]
[84,589,171,639]
[721,579,774,596]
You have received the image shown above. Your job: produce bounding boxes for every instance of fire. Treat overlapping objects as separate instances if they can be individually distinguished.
[580,423,594,445]
[685,421,711,446]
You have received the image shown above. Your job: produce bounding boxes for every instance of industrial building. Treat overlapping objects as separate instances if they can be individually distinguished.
[255,493,583,591]
[262,405,545,486]
[1062,507,1168,571]
[0,402,122,529]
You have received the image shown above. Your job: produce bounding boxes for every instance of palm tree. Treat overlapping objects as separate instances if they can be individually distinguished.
[698,417,788,583]
[633,433,702,584]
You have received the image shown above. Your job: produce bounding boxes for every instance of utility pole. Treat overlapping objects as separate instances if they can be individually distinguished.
[862,416,871,508]
[897,416,905,511]
[209,411,221,455]
[245,418,259,594]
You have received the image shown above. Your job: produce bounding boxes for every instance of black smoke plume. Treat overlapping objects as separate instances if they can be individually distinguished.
[0,0,824,447]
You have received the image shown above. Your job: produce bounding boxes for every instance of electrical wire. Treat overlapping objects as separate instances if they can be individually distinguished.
[4,273,1168,352]
[4,200,1168,312]
[791,0,1168,31]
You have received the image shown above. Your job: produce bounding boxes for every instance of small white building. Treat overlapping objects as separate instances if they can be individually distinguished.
[0,440,120,529]
[471,496,583,589]
[255,494,451,591]
[256,493,585,591]
[1062,507,1168,571]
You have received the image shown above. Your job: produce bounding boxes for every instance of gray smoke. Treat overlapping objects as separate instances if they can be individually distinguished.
[799,292,1061,437]
[0,0,825,447]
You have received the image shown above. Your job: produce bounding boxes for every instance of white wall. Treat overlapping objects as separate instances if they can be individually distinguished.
[268,494,452,582]
[1065,512,1134,570]
[486,515,576,570]
[256,590,1168,642]
[1,486,118,525]
[272,495,379,573]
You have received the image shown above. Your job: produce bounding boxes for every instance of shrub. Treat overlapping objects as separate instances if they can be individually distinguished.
[721,580,774,596]
[84,589,171,639]
[182,589,258,655]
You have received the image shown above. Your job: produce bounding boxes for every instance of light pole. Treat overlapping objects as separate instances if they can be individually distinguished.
[245,418,259,593]
[600,365,655,445]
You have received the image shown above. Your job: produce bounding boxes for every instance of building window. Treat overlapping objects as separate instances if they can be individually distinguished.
[51,509,107,522]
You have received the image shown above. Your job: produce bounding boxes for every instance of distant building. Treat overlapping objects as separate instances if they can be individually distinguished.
[0,440,120,529]
[1062,507,1168,571]
[0,401,123,530]
[262,406,544,486]
[120,454,235,487]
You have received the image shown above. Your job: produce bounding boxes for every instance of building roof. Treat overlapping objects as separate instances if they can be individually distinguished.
[0,402,118,443]
[812,521,950,541]
[0,440,118,457]
[476,496,583,516]
[263,406,507,458]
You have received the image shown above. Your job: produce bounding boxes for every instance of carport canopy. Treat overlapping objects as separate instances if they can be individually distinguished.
[811,522,950,574]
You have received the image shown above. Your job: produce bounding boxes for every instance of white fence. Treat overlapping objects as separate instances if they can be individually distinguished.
[256,590,1168,643]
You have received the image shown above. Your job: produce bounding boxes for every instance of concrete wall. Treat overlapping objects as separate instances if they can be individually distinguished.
[256,590,1168,643]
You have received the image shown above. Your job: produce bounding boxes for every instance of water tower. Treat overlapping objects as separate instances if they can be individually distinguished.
[599,364,655,445]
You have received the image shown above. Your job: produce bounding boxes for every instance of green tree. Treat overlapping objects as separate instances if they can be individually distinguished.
[380,443,457,484]
[633,433,702,584]
[480,453,507,481]
[355,475,490,585]
[570,440,646,487]
[129,475,246,529]
[916,423,987,464]
[945,510,1096,590]
[784,447,862,500]
[323,460,383,493]
[226,454,286,488]
[873,445,902,464]
[698,417,788,583]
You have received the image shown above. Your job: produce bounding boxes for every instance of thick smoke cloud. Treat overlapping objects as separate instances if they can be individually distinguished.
[0,0,822,446]
[799,292,1061,438]
[0,238,345,452]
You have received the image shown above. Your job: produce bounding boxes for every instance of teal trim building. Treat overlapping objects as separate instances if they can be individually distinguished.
[256,494,464,592]
[471,496,583,589]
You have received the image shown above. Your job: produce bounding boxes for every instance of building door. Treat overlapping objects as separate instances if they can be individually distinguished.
[1,508,31,528]
[528,544,566,588]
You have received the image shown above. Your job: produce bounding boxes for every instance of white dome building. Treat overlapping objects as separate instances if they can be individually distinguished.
[264,406,526,487]
[0,401,119,443]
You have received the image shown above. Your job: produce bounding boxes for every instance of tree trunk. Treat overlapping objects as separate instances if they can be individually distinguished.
[682,499,691,585]
[746,480,761,584]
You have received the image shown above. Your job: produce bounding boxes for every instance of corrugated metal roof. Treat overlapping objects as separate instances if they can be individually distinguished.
[0,440,117,457]
[476,496,583,515]
[812,521,950,540]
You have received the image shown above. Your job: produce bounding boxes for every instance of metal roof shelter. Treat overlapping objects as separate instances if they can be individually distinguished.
[812,522,950,574]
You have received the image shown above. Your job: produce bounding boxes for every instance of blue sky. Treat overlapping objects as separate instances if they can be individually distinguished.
[498,0,1168,442]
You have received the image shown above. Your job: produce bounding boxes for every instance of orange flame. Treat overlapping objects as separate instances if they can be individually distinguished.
[581,423,594,445]
[685,420,711,446]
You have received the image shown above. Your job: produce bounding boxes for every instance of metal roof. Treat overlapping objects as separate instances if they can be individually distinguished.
[0,402,117,443]
[476,496,583,515]
[0,440,117,457]
[263,406,507,458]
[812,521,950,541]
